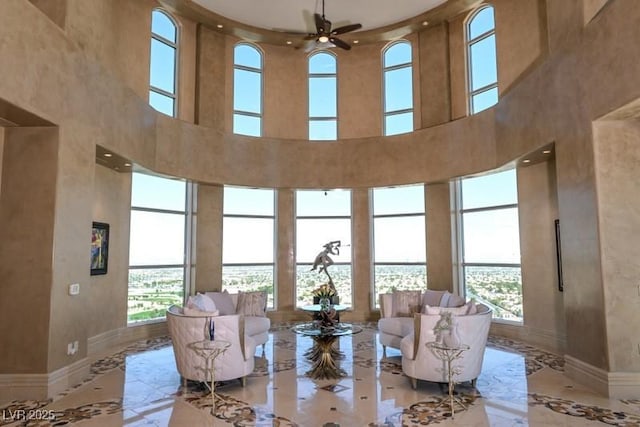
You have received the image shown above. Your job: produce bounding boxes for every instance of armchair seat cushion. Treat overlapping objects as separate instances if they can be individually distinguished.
[379,317,414,338]
[245,316,270,338]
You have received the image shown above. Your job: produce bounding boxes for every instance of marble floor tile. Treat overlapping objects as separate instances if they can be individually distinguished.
[1,324,639,426]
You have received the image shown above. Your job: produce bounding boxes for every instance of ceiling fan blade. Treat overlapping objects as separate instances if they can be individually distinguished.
[314,13,325,33]
[329,36,351,50]
[331,23,362,36]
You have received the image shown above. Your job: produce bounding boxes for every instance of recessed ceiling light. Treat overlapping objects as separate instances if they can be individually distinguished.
[353,40,359,44]
[216,24,223,29]
[543,150,551,154]
[286,40,292,45]
[114,166,120,170]
[103,153,113,158]
[523,159,531,163]
[422,21,429,26]
[124,163,131,167]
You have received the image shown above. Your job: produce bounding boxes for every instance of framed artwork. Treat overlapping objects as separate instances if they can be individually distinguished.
[91,222,109,275]
[554,219,563,292]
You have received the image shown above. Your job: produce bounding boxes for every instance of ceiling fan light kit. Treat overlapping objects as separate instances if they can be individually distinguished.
[306,0,362,50]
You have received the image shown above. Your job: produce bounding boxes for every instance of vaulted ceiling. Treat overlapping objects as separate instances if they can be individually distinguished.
[159,0,482,47]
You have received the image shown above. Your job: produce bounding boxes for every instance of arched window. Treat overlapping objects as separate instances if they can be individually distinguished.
[467,5,498,114]
[308,52,337,140]
[383,41,413,136]
[233,43,263,137]
[149,9,178,117]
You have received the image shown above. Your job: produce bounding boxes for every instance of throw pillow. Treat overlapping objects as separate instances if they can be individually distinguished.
[187,293,218,313]
[422,290,447,307]
[237,290,267,317]
[425,300,477,316]
[392,290,422,317]
[208,290,236,315]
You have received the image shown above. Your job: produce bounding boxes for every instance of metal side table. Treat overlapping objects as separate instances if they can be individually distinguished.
[187,339,231,415]
[426,341,470,418]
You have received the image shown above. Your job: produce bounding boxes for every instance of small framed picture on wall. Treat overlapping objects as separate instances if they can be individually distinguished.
[91,222,110,275]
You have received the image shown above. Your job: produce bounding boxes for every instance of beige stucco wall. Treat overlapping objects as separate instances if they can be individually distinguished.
[517,159,565,350]
[2,0,640,397]
[0,128,4,192]
[0,127,57,374]
[593,119,640,373]
[88,165,131,338]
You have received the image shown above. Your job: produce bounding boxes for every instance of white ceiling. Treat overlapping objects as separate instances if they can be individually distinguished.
[192,0,447,33]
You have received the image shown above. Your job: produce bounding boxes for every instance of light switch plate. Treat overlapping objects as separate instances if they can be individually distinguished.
[69,283,80,295]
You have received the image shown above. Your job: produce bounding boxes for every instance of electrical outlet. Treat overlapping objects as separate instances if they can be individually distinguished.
[69,283,80,295]
[67,341,78,355]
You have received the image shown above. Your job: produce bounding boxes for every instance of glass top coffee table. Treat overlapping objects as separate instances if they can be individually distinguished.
[292,322,362,380]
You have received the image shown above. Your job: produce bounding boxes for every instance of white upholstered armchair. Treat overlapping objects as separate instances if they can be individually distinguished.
[166,305,257,386]
[400,304,492,389]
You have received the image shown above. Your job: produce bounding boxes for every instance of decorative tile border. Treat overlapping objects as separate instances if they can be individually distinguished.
[487,335,565,374]
[529,393,640,425]
[373,393,478,426]
[178,384,298,426]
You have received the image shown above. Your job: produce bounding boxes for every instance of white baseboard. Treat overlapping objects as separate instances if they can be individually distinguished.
[489,322,566,354]
[0,357,90,401]
[565,355,640,398]
[0,322,168,402]
[88,321,168,355]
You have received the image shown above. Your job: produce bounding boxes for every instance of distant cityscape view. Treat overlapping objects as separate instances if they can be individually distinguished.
[127,265,522,322]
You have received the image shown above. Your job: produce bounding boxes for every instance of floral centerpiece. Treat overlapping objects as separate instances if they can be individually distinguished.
[313,283,336,300]
[313,284,336,311]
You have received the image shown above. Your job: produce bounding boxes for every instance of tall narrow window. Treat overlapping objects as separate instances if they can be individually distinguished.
[383,41,413,136]
[467,5,498,114]
[296,190,352,307]
[128,173,188,323]
[223,186,275,308]
[308,52,337,140]
[459,169,522,322]
[372,185,426,307]
[233,43,262,137]
[149,9,178,117]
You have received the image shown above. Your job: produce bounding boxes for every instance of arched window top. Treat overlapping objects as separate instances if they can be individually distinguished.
[309,51,336,74]
[234,43,262,69]
[468,5,495,40]
[383,41,411,68]
[151,9,177,43]
[466,4,497,114]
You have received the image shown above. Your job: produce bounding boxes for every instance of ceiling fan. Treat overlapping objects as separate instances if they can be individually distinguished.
[305,0,362,50]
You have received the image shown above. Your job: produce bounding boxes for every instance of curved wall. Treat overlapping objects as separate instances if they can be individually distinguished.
[3,0,640,399]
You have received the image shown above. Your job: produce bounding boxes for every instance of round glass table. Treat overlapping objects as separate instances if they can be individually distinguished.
[292,322,362,380]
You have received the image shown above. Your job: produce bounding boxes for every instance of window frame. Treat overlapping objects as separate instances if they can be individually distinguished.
[294,189,353,308]
[128,172,192,324]
[149,8,179,117]
[233,42,264,137]
[371,184,427,309]
[466,4,498,114]
[222,186,276,309]
[308,50,338,141]
[455,170,523,324]
[382,40,414,136]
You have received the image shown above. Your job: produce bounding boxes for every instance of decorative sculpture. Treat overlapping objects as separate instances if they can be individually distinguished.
[310,240,341,295]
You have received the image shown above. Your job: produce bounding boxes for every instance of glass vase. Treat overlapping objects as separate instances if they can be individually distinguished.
[319,297,331,312]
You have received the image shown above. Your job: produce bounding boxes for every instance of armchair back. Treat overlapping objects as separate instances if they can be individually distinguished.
[166,305,256,383]
[401,304,492,385]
